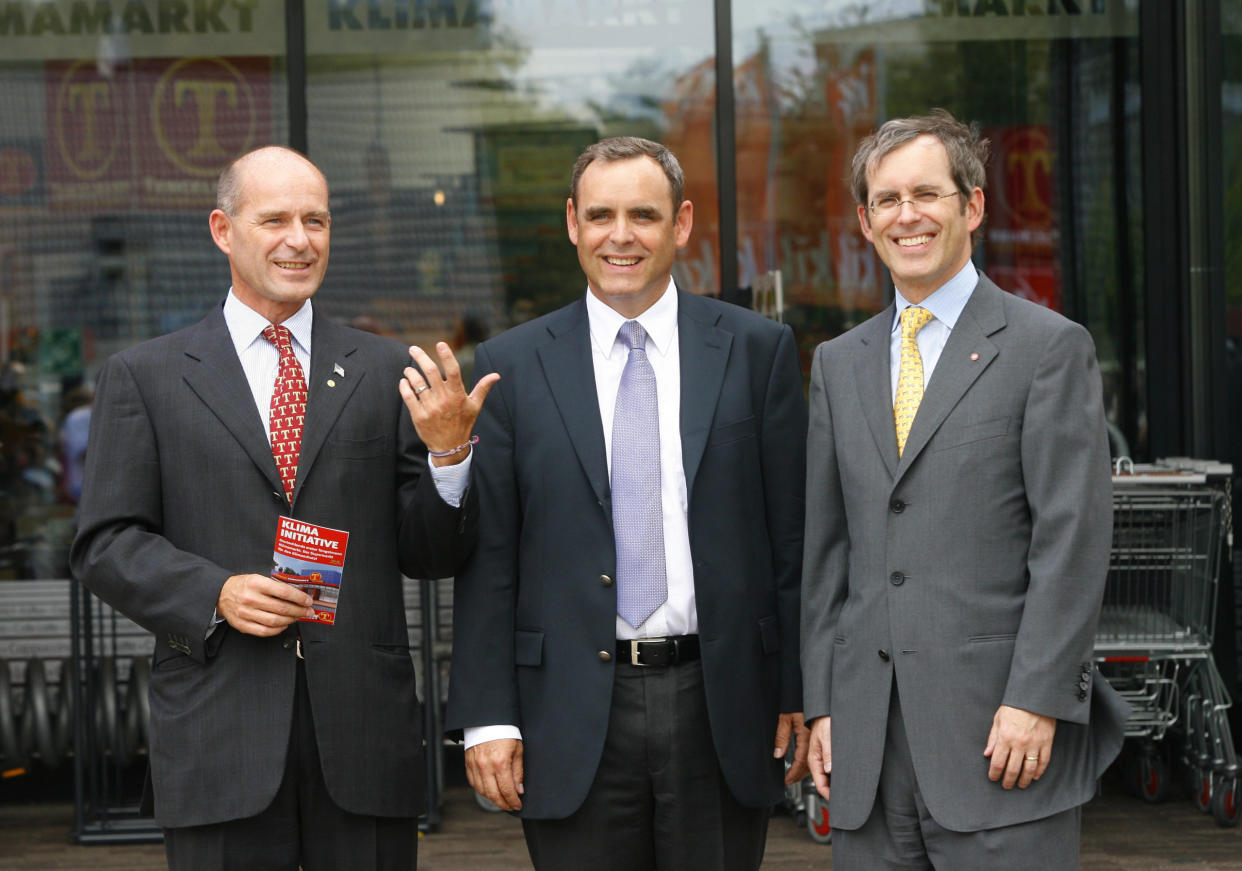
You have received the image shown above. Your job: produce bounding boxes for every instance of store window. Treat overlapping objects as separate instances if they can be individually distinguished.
[303,0,720,362]
[1224,0,1242,477]
[0,2,288,578]
[732,0,1145,455]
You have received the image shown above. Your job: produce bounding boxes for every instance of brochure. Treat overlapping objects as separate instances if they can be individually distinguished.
[270,517,349,625]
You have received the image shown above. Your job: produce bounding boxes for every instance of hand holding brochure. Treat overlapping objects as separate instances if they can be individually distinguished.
[271,517,350,625]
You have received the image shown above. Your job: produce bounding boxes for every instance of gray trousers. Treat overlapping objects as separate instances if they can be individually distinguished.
[832,684,1082,871]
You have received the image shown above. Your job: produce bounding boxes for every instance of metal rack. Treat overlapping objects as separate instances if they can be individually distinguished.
[1097,459,1239,826]
[0,575,452,842]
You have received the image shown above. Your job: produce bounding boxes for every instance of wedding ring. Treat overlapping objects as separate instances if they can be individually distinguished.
[415,385,429,394]
[1025,755,1039,762]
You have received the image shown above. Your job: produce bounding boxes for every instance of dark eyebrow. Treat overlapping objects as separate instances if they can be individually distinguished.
[584,206,612,220]
[629,206,661,220]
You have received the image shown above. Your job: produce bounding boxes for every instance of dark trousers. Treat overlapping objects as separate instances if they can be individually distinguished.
[164,659,417,871]
[521,658,769,871]
[832,684,1081,871]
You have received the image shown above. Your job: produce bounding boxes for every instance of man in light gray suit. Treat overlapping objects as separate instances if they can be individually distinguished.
[801,110,1129,869]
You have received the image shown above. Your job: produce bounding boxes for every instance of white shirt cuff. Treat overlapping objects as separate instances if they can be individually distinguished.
[428,451,471,507]
[464,724,522,749]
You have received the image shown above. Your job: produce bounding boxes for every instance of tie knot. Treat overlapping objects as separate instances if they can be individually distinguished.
[900,306,934,339]
[619,320,648,352]
[263,323,293,353]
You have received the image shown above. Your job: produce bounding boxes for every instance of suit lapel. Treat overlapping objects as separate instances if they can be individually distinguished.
[181,308,284,496]
[895,277,1004,482]
[296,318,362,504]
[855,306,900,480]
[677,292,731,497]
[536,301,611,510]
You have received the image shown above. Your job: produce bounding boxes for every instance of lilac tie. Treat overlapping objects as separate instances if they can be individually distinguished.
[612,321,668,628]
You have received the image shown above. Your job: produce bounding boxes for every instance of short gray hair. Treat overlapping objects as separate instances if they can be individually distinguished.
[570,137,685,209]
[850,109,989,208]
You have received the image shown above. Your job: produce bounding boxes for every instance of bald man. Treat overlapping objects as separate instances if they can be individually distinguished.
[72,146,496,870]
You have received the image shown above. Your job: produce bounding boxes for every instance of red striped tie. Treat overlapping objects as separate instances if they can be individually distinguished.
[262,324,307,504]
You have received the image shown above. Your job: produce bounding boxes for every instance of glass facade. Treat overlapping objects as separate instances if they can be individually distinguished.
[0,0,1232,591]
[303,0,719,364]
[0,2,288,580]
[1224,0,1242,479]
[732,0,1146,453]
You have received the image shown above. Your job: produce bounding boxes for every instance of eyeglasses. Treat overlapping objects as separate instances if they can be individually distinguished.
[868,190,960,216]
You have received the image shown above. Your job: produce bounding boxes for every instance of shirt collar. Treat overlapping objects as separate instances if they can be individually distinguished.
[223,289,314,356]
[586,278,678,360]
[891,260,977,334]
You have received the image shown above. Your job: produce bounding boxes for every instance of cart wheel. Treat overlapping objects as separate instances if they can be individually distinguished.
[1137,752,1169,803]
[1192,770,1213,812]
[805,790,832,844]
[1210,776,1239,828]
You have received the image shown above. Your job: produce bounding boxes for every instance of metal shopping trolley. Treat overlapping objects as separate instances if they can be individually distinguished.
[1095,459,1239,826]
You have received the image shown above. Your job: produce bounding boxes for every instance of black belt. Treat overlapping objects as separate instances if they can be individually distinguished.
[616,635,700,667]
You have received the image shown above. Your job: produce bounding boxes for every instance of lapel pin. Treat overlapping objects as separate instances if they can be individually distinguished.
[333,363,345,377]
[326,379,336,388]
[970,352,980,361]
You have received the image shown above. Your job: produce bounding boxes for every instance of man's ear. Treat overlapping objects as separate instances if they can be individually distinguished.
[208,209,232,256]
[674,200,694,249]
[566,198,579,245]
[856,204,874,244]
[965,188,985,233]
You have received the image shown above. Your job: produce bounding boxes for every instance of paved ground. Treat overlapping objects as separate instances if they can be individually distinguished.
[2,765,1240,870]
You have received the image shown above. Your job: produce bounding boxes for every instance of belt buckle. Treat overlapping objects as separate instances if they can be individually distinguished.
[630,636,667,667]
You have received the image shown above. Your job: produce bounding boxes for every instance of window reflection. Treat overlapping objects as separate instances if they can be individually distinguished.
[305,0,720,349]
[0,10,288,576]
[733,0,1146,454]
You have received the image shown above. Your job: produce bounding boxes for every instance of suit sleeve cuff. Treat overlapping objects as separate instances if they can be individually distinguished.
[463,724,522,749]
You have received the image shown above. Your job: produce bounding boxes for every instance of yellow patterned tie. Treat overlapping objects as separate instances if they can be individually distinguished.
[894,306,934,457]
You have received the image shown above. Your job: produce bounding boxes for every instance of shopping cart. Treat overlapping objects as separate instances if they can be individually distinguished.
[1095,459,1238,826]
[780,762,831,844]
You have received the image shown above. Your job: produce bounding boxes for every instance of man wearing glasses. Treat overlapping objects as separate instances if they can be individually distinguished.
[800,109,1129,869]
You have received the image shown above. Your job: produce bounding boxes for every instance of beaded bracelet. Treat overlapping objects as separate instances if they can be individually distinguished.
[428,434,479,458]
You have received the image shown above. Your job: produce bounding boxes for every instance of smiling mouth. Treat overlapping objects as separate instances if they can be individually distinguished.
[896,235,934,247]
[274,261,311,270]
[604,256,640,266]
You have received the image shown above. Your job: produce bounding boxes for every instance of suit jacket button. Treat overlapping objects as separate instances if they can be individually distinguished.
[1079,677,1090,690]
[1078,689,1088,701]
[890,499,905,513]
[283,638,294,649]
[600,574,613,586]
[889,571,905,586]
[598,650,612,662]
[878,649,891,661]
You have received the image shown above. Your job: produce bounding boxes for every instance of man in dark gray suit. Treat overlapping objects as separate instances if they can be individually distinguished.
[71,145,496,870]
[801,110,1129,869]
[445,137,809,871]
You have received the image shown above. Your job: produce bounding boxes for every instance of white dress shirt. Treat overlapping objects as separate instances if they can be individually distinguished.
[465,279,698,751]
[222,290,470,506]
[889,261,978,402]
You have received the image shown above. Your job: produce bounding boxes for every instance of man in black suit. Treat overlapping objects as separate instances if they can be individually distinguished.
[445,137,809,870]
[71,145,495,870]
